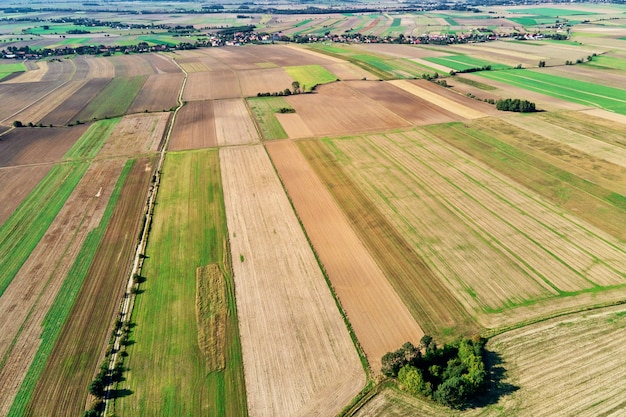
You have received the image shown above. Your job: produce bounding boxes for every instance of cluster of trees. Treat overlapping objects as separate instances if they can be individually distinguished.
[449,65,492,75]
[256,81,304,97]
[495,98,537,112]
[382,335,488,409]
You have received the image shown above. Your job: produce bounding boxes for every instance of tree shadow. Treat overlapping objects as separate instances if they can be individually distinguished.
[108,388,133,399]
[466,349,519,409]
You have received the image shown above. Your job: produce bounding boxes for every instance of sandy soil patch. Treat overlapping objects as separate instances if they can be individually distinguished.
[213,99,259,146]
[267,140,423,371]
[390,79,487,119]
[0,165,51,225]
[220,144,364,416]
[285,82,410,136]
[169,101,217,150]
[0,159,126,416]
[274,113,313,139]
[100,112,169,156]
[128,73,183,113]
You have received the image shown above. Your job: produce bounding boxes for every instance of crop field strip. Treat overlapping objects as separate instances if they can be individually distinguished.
[266,140,424,372]
[427,119,626,242]
[0,165,51,225]
[98,113,170,157]
[116,150,247,417]
[24,157,155,417]
[220,144,364,416]
[169,101,218,150]
[74,76,147,122]
[298,139,478,339]
[183,70,241,101]
[322,131,626,316]
[0,81,68,125]
[213,99,259,146]
[127,73,184,114]
[0,158,127,417]
[247,97,290,140]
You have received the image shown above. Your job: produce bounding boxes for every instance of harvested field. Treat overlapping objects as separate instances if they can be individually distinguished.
[84,56,116,78]
[213,99,259,146]
[24,158,154,417]
[285,82,410,136]
[0,165,51,226]
[0,159,126,416]
[39,78,111,127]
[220,144,364,416]
[0,81,65,124]
[182,70,240,101]
[389,79,488,119]
[178,61,210,73]
[266,140,423,372]
[99,112,169,156]
[109,54,157,77]
[117,150,247,417]
[141,53,181,74]
[346,80,462,126]
[127,73,183,113]
[322,62,376,81]
[39,60,76,83]
[0,125,89,167]
[196,264,227,371]
[169,101,217,150]
[238,68,295,98]
[274,113,313,139]
[10,80,88,126]
[2,61,48,83]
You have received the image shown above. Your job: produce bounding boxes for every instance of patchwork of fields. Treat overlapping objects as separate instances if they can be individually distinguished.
[1,13,626,416]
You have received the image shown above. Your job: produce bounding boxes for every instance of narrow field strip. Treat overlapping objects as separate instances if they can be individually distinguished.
[220,144,364,416]
[213,99,259,146]
[64,118,120,160]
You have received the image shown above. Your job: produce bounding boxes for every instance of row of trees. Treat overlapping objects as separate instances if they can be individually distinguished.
[495,98,537,112]
[382,335,488,409]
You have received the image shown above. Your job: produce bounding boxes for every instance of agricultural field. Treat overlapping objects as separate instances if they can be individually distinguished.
[169,101,218,150]
[247,96,292,140]
[73,76,147,122]
[213,99,259,146]
[127,73,184,114]
[284,64,338,91]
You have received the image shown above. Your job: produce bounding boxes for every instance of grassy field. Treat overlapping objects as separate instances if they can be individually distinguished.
[247,96,291,140]
[8,161,132,417]
[74,76,147,122]
[63,118,120,160]
[584,55,626,71]
[285,64,338,91]
[450,76,498,90]
[0,62,26,79]
[424,55,510,71]
[116,149,247,417]
[477,69,626,114]
[0,162,88,297]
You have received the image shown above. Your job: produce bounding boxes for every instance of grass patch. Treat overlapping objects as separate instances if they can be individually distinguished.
[74,76,147,122]
[477,69,626,114]
[451,76,497,90]
[116,150,247,417]
[0,62,26,74]
[247,96,291,140]
[584,55,626,71]
[7,160,132,417]
[0,162,88,297]
[196,264,227,371]
[284,64,338,91]
[63,118,120,160]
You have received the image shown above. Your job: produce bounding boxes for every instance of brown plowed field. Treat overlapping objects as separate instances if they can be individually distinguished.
[213,99,259,146]
[266,140,423,372]
[25,157,155,417]
[71,56,91,80]
[110,54,156,77]
[40,60,76,83]
[169,101,218,150]
[0,159,126,416]
[179,62,210,73]
[182,70,240,101]
[409,79,499,115]
[0,81,64,124]
[141,53,181,74]
[220,144,364,416]
[85,56,116,78]
[0,125,89,167]
[128,73,184,113]
[11,80,88,126]
[3,61,48,83]
[0,165,51,225]
[274,113,313,138]
[39,78,111,126]
[285,82,410,136]
[99,112,169,156]
[238,68,294,98]
[347,80,463,125]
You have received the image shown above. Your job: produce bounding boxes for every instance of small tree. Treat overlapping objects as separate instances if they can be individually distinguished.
[88,377,106,398]
[538,60,546,67]
[12,120,23,128]
[291,81,300,94]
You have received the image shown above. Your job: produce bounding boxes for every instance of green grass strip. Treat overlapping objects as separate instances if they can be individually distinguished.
[284,64,338,91]
[425,55,510,71]
[584,55,626,71]
[0,162,89,297]
[247,97,291,140]
[75,76,147,122]
[7,160,133,417]
[63,118,120,160]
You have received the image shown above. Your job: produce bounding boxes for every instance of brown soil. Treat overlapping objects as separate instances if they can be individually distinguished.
[128,73,184,114]
[169,101,218,150]
[0,165,52,225]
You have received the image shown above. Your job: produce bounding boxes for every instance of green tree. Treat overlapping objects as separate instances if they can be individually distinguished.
[398,365,432,397]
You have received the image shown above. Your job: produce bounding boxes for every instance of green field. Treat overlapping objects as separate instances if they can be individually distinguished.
[7,161,132,417]
[0,162,88,297]
[116,150,247,417]
[477,69,626,114]
[508,7,599,17]
[284,64,338,91]
[584,55,626,71]
[74,76,147,122]
[0,62,26,78]
[64,118,120,160]
[247,96,291,140]
[425,55,510,71]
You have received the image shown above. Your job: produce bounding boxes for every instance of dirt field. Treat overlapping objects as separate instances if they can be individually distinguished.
[266,140,423,372]
[274,113,313,138]
[0,125,89,167]
[24,158,154,417]
[0,159,126,416]
[213,99,259,146]
[109,54,158,77]
[99,112,169,156]
[2,61,48,83]
[169,101,218,150]
[0,165,52,225]
[10,80,88,126]
[285,82,410,136]
[84,56,116,78]
[39,78,111,126]
[182,70,240,101]
[238,67,295,97]
[0,81,65,125]
[220,144,364,416]
[128,73,183,113]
